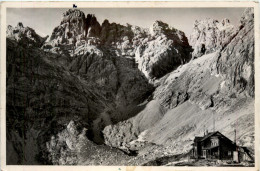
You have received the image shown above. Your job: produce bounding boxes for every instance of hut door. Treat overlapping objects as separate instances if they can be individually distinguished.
[203,150,207,158]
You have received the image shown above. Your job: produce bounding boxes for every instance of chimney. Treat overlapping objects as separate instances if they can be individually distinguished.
[212,112,215,132]
[234,129,237,145]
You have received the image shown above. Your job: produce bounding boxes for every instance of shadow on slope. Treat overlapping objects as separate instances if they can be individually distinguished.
[6,37,154,164]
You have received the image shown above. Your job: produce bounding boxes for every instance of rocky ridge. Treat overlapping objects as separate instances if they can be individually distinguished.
[43,9,192,79]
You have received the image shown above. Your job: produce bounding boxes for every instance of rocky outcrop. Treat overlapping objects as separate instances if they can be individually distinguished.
[47,10,101,49]
[46,120,132,165]
[85,14,101,37]
[189,18,235,58]
[7,22,48,47]
[68,47,154,118]
[100,20,134,45]
[49,9,86,46]
[46,121,80,165]
[135,21,192,79]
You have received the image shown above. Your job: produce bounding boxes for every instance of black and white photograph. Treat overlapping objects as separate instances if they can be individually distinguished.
[1,2,258,169]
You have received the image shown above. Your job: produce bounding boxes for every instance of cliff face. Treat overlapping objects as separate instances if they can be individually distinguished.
[6,8,255,165]
[6,38,107,164]
[189,18,235,58]
[135,21,192,79]
[215,8,254,97]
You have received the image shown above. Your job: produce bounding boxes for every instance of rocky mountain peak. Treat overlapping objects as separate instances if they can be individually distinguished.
[102,19,110,27]
[240,7,254,27]
[151,20,168,31]
[189,8,253,60]
[61,9,85,24]
[135,21,192,79]
[221,18,230,26]
[17,22,24,29]
[6,22,48,47]
[189,17,235,58]
[85,14,101,37]
[43,9,192,80]
[46,9,103,50]
[86,14,97,23]
[150,20,176,36]
[49,9,87,46]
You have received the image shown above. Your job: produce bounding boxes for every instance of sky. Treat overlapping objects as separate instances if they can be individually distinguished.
[7,8,246,37]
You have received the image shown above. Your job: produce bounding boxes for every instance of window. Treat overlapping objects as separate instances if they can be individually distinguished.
[211,139,219,146]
